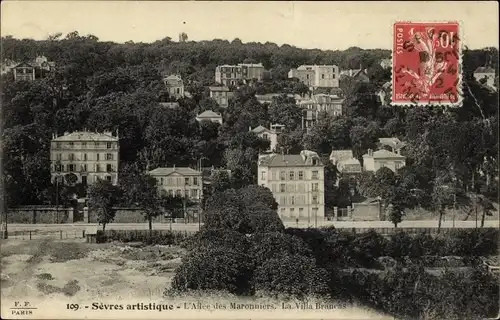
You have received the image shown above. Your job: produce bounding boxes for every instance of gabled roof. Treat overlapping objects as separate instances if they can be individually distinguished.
[363,149,405,159]
[474,67,495,73]
[339,158,361,165]
[148,167,201,176]
[329,150,354,162]
[252,125,271,134]
[52,131,118,142]
[259,151,322,167]
[164,74,182,80]
[197,110,221,118]
[13,61,35,69]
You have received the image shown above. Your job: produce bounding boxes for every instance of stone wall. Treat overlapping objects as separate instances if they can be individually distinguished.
[7,206,74,223]
[83,207,201,223]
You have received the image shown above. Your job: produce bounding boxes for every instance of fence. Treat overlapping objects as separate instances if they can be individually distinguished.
[338,227,498,236]
[8,230,86,240]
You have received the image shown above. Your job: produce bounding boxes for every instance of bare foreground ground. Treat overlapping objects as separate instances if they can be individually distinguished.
[0,238,389,319]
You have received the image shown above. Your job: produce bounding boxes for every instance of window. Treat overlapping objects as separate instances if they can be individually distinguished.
[56,142,61,148]
[83,153,87,161]
[263,133,268,140]
[261,171,266,180]
[96,154,100,161]
[68,164,75,172]
[280,171,286,180]
[167,178,173,185]
[69,142,74,147]
[82,142,87,147]
[332,73,336,79]
[290,208,295,217]
[298,171,304,180]
[106,142,112,149]
[168,190,174,196]
[289,171,295,180]
[193,177,198,186]
[312,183,319,192]
[106,176,112,182]
[299,208,304,217]
[312,207,319,217]
[160,178,164,185]
[322,74,325,79]
[176,190,182,196]
[280,208,286,216]
[312,171,319,179]
[96,164,101,172]
[106,164,112,172]
[271,171,277,180]
[106,153,113,161]
[312,159,318,165]
[81,164,87,172]
[95,142,100,148]
[191,189,198,198]
[69,153,75,161]
[56,153,62,161]
[185,177,190,186]
[82,176,87,185]
[55,164,62,172]
[280,184,286,192]
[280,196,286,205]
[312,195,318,204]
[306,74,310,79]
[291,196,295,205]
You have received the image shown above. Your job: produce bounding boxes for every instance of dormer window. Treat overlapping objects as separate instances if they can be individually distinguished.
[312,158,318,165]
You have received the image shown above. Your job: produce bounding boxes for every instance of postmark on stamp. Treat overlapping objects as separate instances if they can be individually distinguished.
[392,22,462,106]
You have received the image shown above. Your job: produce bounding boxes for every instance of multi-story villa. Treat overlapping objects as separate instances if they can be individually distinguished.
[209,86,234,108]
[288,65,340,88]
[163,74,184,98]
[215,63,265,86]
[50,131,120,186]
[258,150,325,223]
[148,166,203,218]
[298,94,343,117]
[362,149,406,173]
[196,110,223,125]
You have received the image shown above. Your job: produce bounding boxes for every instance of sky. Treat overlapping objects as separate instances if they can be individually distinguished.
[1,1,499,50]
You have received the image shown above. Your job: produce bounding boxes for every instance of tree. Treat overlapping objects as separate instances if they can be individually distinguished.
[87,180,122,230]
[172,247,254,295]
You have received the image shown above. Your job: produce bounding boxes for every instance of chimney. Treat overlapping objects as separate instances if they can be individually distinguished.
[64,131,69,136]
[249,126,252,132]
[173,164,176,171]
[368,149,373,156]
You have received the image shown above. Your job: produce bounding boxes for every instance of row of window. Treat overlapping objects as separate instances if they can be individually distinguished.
[261,170,320,181]
[54,164,115,172]
[278,194,320,205]
[56,153,115,161]
[156,176,199,186]
[271,182,320,193]
[54,142,115,149]
[279,207,319,218]
[159,188,199,198]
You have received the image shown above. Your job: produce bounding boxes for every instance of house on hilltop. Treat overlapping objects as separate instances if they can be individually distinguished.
[196,110,223,125]
[12,56,55,81]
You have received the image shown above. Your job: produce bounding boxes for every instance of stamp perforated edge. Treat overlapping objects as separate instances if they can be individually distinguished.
[389,21,464,108]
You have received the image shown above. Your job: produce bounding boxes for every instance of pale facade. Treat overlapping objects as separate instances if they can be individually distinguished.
[209,86,234,108]
[474,67,496,88]
[215,63,265,86]
[298,94,343,117]
[250,124,284,152]
[13,56,55,81]
[258,150,325,222]
[148,167,203,216]
[50,131,119,186]
[288,65,340,88]
[163,75,184,98]
[362,149,406,173]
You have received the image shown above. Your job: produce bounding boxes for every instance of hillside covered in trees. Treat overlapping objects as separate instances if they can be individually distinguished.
[1,32,498,225]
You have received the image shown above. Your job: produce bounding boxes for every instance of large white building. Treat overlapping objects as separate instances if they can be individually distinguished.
[288,65,340,88]
[362,149,406,173]
[258,150,325,223]
[298,94,344,117]
[50,131,120,186]
[215,63,265,86]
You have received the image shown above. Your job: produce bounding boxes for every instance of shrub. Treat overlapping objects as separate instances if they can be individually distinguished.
[249,232,312,266]
[385,231,412,258]
[253,253,329,298]
[97,230,191,245]
[351,230,387,267]
[182,228,250,252]
[171,247,254,295]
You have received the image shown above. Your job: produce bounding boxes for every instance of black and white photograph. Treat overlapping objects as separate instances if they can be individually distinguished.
[0,1,499,319]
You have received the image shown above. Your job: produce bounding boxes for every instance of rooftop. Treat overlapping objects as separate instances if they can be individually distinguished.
[148,167,201,176]
[52,131,118,142]
[209,86,230,92]
[363,149,405,159]
[330,150,354,162]
[259,150,323,167]
[197,110,222,118]
[252,125,270,134]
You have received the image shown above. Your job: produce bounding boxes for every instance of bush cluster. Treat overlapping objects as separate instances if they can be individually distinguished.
[95,229,192,245]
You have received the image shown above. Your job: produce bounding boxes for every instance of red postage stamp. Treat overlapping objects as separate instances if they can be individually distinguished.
[392,22,462,106]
